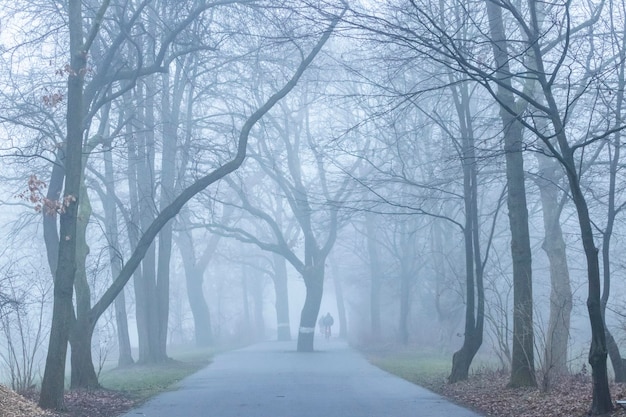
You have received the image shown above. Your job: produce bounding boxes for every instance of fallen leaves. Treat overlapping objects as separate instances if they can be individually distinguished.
[434,370,626,417]
[16,387,137,417]
[0,385,53,417]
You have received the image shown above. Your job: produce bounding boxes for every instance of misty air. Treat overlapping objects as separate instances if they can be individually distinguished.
[0,1,625,416]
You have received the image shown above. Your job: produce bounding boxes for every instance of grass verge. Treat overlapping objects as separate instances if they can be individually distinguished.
[98,346,217,402]
[366,349,451,390]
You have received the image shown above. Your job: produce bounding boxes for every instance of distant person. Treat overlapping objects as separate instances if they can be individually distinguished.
[322,312,334,339]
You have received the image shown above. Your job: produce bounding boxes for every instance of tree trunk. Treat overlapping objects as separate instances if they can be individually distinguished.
[272,254,291,341]
[535,153,571,378]
[332,264,347,339]
[606,331,625,382]
[70,184,99,389]
[297,264,324,352]
[251,275,265,340]
[398,269,410,346]
[485,1,536,388]
[450,331,482,382]
[133,78,165,364]
[185,264,213,346]
[365,212,382,340]
[448,80,485,383]
[156,223,173,356]
[502,110,535,389]
[568,168,612,413]
[177,219,214,347]
[39,0,85,408]
[43,160,64,277]
[155,60,182,357]
[102,140,134,366]
[600,21,626,383]
[242,269,252,338]
[69,317,98,389]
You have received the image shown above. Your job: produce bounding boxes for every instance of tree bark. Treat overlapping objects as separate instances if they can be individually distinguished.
[331,263,347,339]
[69,184,99,389]
[251,273,266,340]
[398,268,410,346]
[102,139,134,366]
[297,264,324,352]
[155,55,184,356]
[524,0,612,406]
[365,212,382,340]
[600,12,626,383]
[177,215,215,347]
[535,153,571,379]
[39,0,87,408]
[272,254,291,341]
[133,77,164,364]
[448,80,485,383]
[485,1,536,388]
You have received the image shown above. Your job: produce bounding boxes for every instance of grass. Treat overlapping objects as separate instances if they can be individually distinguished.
[367,349,451,389]
[365,347,499,391]
[98,345,217,401]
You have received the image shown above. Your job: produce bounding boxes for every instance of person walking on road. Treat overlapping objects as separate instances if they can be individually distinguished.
[322,312,334,339]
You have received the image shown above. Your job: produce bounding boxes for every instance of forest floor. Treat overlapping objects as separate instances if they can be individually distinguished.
[434,370,626,417]
[4,387,136,417]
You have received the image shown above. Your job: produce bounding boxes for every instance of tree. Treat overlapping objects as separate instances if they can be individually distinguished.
[36,3,341,407]
[483,0,536,388]
[176,207,221,347]
[346,0,616,408]
[39,0,108,408]
[405,0,615,409]
[365,212,382,339]
[210,83,357,351]
[533,149,572,383]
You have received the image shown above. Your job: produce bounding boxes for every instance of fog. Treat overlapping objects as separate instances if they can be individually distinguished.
[0,0,624,413]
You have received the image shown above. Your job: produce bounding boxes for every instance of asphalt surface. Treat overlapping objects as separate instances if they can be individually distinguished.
[120,339,482,417]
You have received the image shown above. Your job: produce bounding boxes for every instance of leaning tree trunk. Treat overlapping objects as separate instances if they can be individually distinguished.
[448,80,485,383]
[565,158,612,413]
[297,264,325,352]
[449,155,483,382]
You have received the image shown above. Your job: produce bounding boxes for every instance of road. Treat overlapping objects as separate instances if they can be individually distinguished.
[120,339,482,417]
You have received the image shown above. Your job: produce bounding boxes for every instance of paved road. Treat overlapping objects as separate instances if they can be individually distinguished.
[120,339,482,417]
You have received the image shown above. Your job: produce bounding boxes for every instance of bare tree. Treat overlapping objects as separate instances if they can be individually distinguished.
[35,1,341,407]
